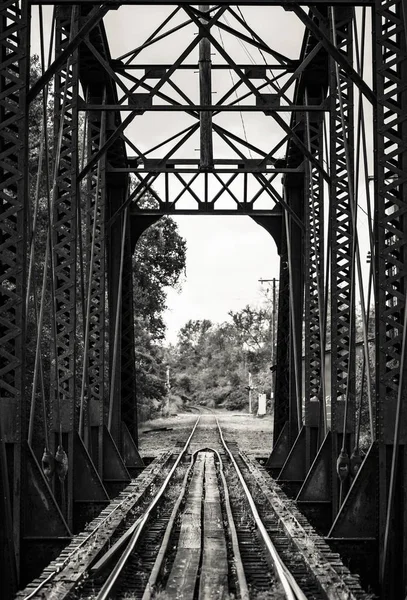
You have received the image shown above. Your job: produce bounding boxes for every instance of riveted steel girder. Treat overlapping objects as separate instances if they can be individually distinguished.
[120,225,138,446]
[303,105,325,430]
[273,240,290,443]
[0,0,30,587]
[83,100,107,466]
[329,7,356,436]
[86,107,107,415]
[0,0,29,448]
[375,0,407,445]
[51,6,80,527]
[51,6,79,434]
[29,0,374,5]
[374,0,407,594]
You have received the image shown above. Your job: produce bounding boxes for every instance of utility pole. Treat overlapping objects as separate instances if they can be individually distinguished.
[162,366,170,417]
[259,278,279,401]
[166,366,171,393]
[248,372,252,414]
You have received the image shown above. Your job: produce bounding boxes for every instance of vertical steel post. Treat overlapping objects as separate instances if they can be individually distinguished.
[0,0,30,588]
[271,277,277,401]
[272,239,290,443]
[107,185,126,446]
[329,6,356,516]
[120,223,138,445]
[304,94,325,468]
[52,6,79,528]
[374,0,407,593]
[285,175,304,443]
[85,98,107,470]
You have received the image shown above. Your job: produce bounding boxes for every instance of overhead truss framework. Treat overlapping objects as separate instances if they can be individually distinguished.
[26,0,373,222]
[70,1,331,218]
[1,1,407,599]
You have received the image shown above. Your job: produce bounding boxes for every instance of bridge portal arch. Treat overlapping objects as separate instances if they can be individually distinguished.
[1,1,407,597]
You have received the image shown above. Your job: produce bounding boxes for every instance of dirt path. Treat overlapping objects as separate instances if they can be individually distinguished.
[138,409,273,459]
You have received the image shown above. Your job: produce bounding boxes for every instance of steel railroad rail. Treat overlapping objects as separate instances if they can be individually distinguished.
[216,417,307,600]
[92,417,201,599]
[141,447,250,600]
[82,416,308,600]
[21,418,201,600]
[20,415,369,600]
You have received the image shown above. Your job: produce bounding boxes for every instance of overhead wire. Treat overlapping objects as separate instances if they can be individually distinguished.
[217,6,291,199]
[108,202,130,433]
[27,6,56,453]
[226,5,299,211]
[330,7,376,505]
[51,10,76,448]
[351,7,375,450]
[236,6,282,92]
[230,5,310,428]
[217,25,253,159]
[329,8,357,506]
[330,8,356,490]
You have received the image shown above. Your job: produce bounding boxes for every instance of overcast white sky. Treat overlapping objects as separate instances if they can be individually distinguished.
[163,215,279,343]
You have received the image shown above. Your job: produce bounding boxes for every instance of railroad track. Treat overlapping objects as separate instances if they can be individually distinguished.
[18,415,371,600]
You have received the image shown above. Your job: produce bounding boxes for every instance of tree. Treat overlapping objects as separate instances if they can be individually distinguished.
[133,216,187,418]
[228,305,270,352]
[134,216,187,340]
[167,307,274,411]
[26,57,187,424]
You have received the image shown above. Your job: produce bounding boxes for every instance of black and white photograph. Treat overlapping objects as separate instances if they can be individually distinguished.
[0,0,405,598]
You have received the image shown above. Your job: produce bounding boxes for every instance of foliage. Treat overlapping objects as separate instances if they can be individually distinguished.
[134,216,186,340]
[26,56,187,427]
[133,216,187,420]
[166,307,274,412]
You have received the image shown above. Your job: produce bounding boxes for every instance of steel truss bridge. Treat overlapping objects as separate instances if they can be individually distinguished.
[0,0,406,597]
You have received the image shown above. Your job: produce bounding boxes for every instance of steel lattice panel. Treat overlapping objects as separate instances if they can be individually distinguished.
[273,238,290,441]
[375,0,407,443]
[304,108,324,422]
[120,234,138,443]
[52,6,79,431]
[329,6,356,433]
[0,0,29,443]
[85,106,107,428]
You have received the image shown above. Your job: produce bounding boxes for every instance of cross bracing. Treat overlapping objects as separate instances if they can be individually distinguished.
[0,1,407,599]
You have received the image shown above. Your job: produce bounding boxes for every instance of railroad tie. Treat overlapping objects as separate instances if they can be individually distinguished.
[165,453,205,599]
[199,452,228,600]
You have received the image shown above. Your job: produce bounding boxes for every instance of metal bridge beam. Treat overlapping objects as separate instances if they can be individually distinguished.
[329,6,356,517]
[303,99,325,467]
[0,1,30,592]
[29,0,374,5]
[266,179,304,475]
[106,186,126,446]
[84,98,108,471]
[51,6,80,528]
[120,221,138,446]
[374,0,407,593]
[265,237,290,474]
[325,5,407,595]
